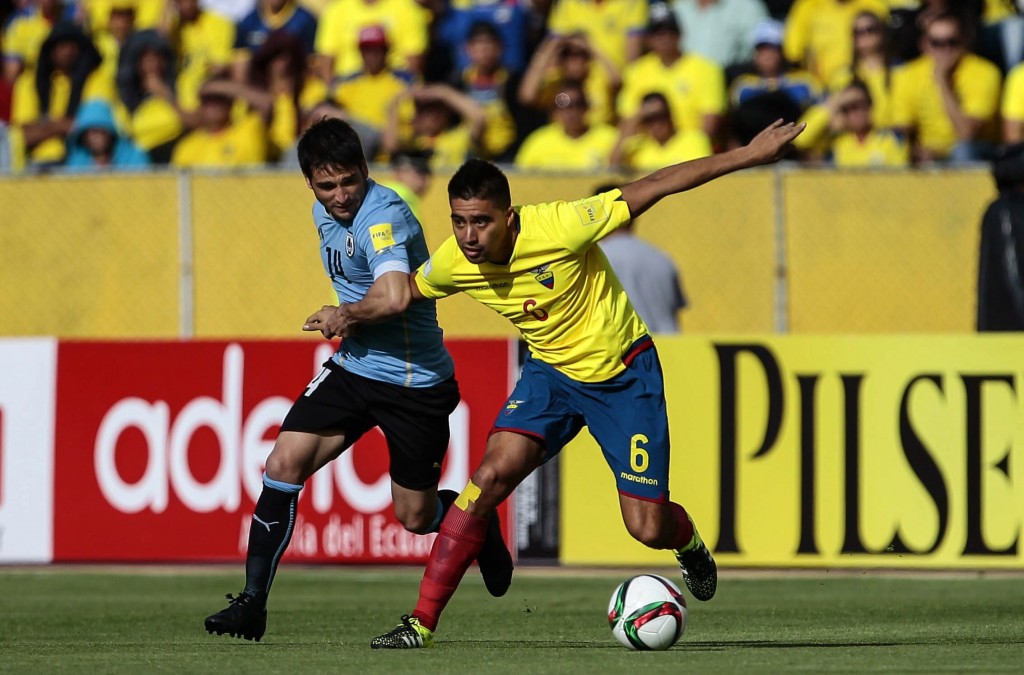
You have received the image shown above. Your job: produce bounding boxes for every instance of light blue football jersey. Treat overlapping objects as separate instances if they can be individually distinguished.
[313,179,453,387]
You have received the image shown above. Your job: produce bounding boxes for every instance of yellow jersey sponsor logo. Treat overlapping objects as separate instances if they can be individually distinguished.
[574,198,608,226]
[369,223,396,252]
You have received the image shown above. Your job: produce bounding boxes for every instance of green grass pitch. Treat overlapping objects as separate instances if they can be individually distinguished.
[2,566,1023,673]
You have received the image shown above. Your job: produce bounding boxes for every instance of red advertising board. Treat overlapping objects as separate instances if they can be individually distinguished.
[52,340,512,562]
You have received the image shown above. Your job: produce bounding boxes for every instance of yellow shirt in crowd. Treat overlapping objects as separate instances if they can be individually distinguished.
[175,11,237,112]
[333,69,411,129]
[620,129,712,171]
[514,123,618,171]
[546,0,647,70]
[10,70,116,164]
[171,111,268,166]
[315,0,430,78]
[784,0,888,84]
[617,53,726,133]
[832,129,909,167]
[891,53,1002,157]
[1001,62,1024,125]
[829,63,893,128]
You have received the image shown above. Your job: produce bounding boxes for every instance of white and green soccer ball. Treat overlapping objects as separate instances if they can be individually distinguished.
[607,574,687,651]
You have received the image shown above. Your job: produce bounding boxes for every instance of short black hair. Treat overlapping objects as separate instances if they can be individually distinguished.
[467,20,502,43]
[448,158,511,211]
[297,117,367,178]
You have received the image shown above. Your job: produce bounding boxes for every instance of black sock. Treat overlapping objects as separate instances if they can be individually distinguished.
[243,485,299,604]
[431,489,459,533]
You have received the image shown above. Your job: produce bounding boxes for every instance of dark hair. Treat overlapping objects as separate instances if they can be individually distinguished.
[448,158,511,211]
[297,117,367,178]
[467,20,501,43]
[36,22,102,119]
[849,11,891,89]
[844,79,873,106]
[640,91,671,109]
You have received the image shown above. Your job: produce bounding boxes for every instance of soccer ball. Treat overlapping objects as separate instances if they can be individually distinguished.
[607,574,687,651]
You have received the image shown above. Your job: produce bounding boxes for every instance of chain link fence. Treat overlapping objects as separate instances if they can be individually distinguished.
[0,165,996,338]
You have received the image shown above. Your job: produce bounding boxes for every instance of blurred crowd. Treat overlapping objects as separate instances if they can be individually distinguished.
[1,0,1023,174]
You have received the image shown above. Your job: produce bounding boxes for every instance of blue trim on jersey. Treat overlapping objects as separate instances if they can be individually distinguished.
[493,345,670,501]
[313,179,454,387]
[263,473,303,494]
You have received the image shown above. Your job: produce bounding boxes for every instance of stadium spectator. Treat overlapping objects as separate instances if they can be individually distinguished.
[595,181,689,332]
[783,0,888,84]
[671,0,770,69]
[382,82,487,172]
[369,119,807,650]
[170,75,270,166]
[517,32,621,127]
[232,0,317,82]
[978,141,1024,330]
[277,100,382,168]
[514,80,617,170]
[332,24,413,152]
[728,19,821,150]
[546,0,647,70]
[116,29,184,163]
[890,12,1002,164]
[828,80,908,167]
[247,30,320,161]
[616,4,726,141]
[314,0,429,80]
[611,91,711,170]
[10,22,110,168]
[161,0,236,113]
[94,0,139,89]
[3,0,79,82]
[435,0,532,76]
[453,20,516,160]
[383,149,432,221]
[1002,60,1024,143]
[63,98,151,170]
[827,11,894,128]
[204,116,511,643]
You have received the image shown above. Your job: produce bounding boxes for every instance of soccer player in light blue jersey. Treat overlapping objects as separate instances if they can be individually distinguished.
[204,118,513,642]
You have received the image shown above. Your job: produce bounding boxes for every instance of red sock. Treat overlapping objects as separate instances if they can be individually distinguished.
[412,505,488,631]
[668,502,695,550]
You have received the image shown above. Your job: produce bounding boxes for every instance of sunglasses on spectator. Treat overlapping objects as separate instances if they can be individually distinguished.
[928,36,961,49]
[839,99,870,114]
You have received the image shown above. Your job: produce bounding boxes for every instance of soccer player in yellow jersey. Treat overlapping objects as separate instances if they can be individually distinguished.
[343,118,805,648]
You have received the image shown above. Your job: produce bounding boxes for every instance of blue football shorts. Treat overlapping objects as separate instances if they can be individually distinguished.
[492,340,671,502]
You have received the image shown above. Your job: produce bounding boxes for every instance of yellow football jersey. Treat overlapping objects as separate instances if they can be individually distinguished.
[415,189,649,382]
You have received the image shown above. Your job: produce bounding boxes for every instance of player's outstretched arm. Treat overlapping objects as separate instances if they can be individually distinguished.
[618,120,805,219]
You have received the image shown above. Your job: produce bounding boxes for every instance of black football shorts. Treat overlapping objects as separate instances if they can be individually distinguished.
[280,360,460,490]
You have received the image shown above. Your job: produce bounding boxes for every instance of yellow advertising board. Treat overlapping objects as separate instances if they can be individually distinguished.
[561,336,1024,568]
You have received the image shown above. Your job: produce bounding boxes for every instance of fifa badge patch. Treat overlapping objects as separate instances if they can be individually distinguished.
[531,264,555,289]
[574,197,608,226]
[345,232,355,257]
[369,223,396,253]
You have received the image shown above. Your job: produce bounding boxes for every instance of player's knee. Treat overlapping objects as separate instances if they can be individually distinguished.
[397,511,433,534]
[263,452,298,483]
[470,463,510,496]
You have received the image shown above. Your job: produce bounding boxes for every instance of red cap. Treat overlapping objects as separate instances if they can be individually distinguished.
[358,25,388,49]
